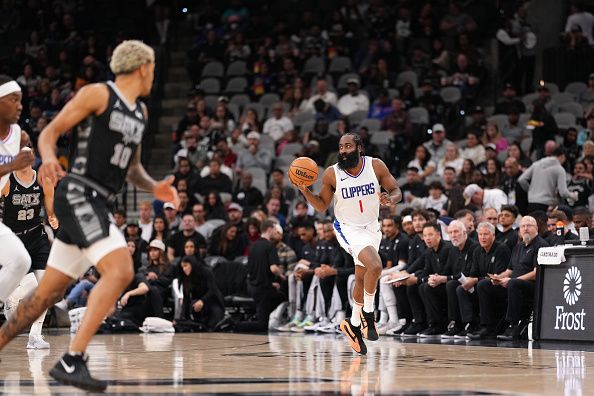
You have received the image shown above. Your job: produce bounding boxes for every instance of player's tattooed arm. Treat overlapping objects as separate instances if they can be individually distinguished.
[126,145,157,192]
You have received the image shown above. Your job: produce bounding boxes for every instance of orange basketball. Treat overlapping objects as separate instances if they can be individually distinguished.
[289,157,319,187]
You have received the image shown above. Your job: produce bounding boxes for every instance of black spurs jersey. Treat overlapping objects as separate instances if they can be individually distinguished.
[3,172,44,234]
[70,81,147,194]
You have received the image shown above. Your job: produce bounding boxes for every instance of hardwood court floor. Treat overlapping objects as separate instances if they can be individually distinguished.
[0,332,592,395]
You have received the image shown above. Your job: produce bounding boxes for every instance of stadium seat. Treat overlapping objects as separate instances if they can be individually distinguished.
[544,82,559,94]
[370,130,392,147]
[522,93,539,109]
[348,110,368,126]
[204,95,219,110]
[276,155,296,167]
[227,103,240,120]
[292,111,315,128]
[201,61,224,78]
[328,56,352,74]
[245,167,268,194]
[230,94,251,110]
[552,92,575,105]
[359,118,381,131]
[259,93,280,108]
[303,56,325,75]
[558,102,584,119]
[224,77,248,94]
[396,70,418,88]
[299,120,316,135]
[280,142,303,157]
[408,107,429,125]
[197,219,226,239]
[554,112,576,129]
[564,81,588,97]
[200,78,220,94]
[226,60,247,77]
[487,114,508,131]
[242,103,265,120]
[440,86,461,104]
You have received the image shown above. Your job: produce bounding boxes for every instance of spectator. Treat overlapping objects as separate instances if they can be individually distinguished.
[463,184,508,212]
[337,78,369,116]
[407,145,436,181]
[125,221,148,254]
[494,83,526,115]
[436,142,464,176]
[263,102,294,142]
[518,147,578,212]
[460,130,486,166]
[117,273,152,326]
[173,157,200,189]
[423,123,452,165]
[399,82,418,109]
[483,123,508,154]
[417,79,446,125]
[507,141,532,170]
[367,89,392,120]
[564,2,594,45]
[412,181,448,212]
[203,191,228,221]
[197,159,233,195]
[442,166,458,192]
[382,98,412,135]
[502,110,527,142]
[439,2,477,37]
[313,98,342,123]
[528,100,558,159]
[150,214,170,243]
[483,158,502,189]
[304,119,339,166]
[265,197,286,228]
[442,53,480,101]
[401,167,429,203]
[579,73,594,107]
[458,159,476,186]
[304,77,338,111]
[177,255,225,330]
[547,211,579,242]
[233,171,264,215]
[191,203,207,228]
[497,205,520,251]
[138,201,154,243]
[140,239,174,318]
[163,202,181,233]
[501,157,528,213]
[270,168,297,204]
[239,108,261,134]
[567,161,592,207]
[208,223,246,260]
[236,131,272,173]
[167,214,207,262]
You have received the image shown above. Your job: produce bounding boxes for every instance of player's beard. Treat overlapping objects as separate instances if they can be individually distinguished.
[337,150,360,170]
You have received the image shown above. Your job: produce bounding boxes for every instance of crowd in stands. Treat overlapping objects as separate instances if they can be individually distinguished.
[5,0,594,340]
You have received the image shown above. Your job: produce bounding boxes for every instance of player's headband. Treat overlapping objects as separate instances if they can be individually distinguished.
[0,81,21,98]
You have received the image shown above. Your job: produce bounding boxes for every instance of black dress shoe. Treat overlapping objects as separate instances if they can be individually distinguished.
[497,323,521,341]
[467,327,497,340]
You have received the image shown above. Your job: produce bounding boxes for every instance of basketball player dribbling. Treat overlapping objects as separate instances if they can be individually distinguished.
[292,133,402,355]
[1,132,60,350]
[0,40,179,392]
[0,75,36,329]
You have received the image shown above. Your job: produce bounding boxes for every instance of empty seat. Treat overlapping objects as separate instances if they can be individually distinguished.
[303,57,325,75]
[348,110,368,126]
[259,93,280,108]
[554,112,577,129]
[224,77,248,94]
[522,93,539,109]
[200,78,220,94]
[292,111,315,128]
[204,95,219,110]
[396,70,418,88]
[226,61,247,76]
[558,102,584,118]
[487,114,508,131]
[565,81,588,97]
[328,56,352,74]
[299,120,316,135]
[408,107,429,125]
[230,94,251,110]
[370,130,392,146]
[552,92,575,105]
[544,82,559,94]
[359,118,381,131]
[281,142,304,157]
[440,86,461,104]
[201,61,224,78]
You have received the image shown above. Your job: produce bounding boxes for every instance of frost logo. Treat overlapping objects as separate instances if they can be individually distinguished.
[564,267,582,306]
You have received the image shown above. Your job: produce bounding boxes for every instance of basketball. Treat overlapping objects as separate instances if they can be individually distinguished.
[289,157,319,187]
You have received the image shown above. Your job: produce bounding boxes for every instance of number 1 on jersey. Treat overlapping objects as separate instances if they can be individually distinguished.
[359,200,363,213]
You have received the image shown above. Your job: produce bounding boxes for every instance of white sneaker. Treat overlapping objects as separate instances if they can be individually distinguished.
[318,320,339,334]
[383,321,404,336]
[291,315,314,333]
[27,335,49,349]
[304,317,330,332]
[277,315,302,332]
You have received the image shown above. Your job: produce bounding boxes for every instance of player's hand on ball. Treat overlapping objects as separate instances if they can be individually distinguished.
[39,158,65,186]
[154,176,180,209]
[378,192,393,206]
[48,215,59,229]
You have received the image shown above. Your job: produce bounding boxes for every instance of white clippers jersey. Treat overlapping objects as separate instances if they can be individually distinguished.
[0,124,21,193]
[333,156,380,226]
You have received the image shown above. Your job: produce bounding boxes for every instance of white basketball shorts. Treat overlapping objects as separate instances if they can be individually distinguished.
[333,219,382,267]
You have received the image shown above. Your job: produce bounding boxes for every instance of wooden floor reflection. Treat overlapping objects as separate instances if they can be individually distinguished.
[0,332,591,395]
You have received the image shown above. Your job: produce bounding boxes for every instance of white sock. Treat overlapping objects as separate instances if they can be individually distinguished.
[29,315,45,337]
[379,310,389,324]
[387,305,399,323]
[363,290,375,313]
[351,303,362,327]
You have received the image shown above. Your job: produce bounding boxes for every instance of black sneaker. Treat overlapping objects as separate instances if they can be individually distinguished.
[339,319,367,355]
[497,323,521,341]
[419,325,446,338]
[467,326,497,340]
[392,322,410,336]
[49,353,107,392]
[360,311,379,341]
[454,323,475,339]
[401,322,427,338]
[440,321,459,339]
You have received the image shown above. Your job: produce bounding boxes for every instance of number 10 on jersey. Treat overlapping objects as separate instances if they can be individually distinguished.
[110,143,133,169]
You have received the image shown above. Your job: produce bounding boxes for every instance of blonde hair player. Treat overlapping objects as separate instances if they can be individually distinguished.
[1,132,59,350]
[0,40,179,392]
[292,132,402,355]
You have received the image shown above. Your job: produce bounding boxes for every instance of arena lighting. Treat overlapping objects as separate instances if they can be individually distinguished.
[182,7,188,13]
